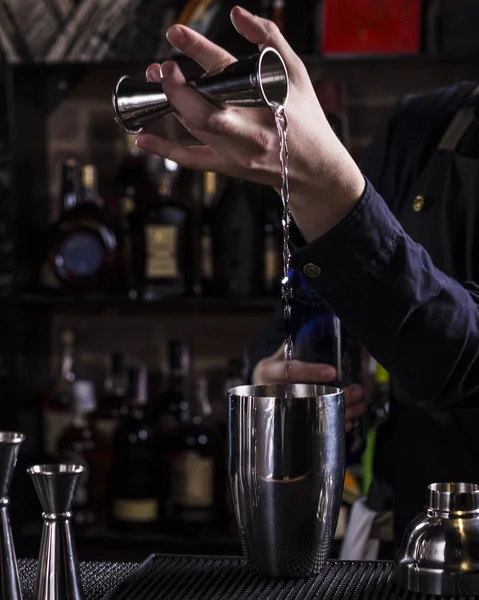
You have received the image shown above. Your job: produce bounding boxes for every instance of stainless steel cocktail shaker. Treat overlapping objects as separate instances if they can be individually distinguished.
[395,482,479,596]
[112,46,289,134]
[228,384,345,578]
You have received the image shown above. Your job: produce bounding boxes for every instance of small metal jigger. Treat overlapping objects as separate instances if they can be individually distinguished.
[112,46,289,135]
[0,432,25,600]
[27,464,85,600]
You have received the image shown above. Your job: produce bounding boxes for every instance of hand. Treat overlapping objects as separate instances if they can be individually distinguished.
[136,6,365,241]
[252,345,365,432]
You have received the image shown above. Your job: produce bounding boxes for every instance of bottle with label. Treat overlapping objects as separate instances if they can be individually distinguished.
[215,178,263,298]
[95,351,127,444]
[110,365,158,532]
[164,376,222,534]
[47,163,118,291]
[262,196,282,295]
[129,160,194,299]
[199,171,217,296]
[42,327,77,458]
[57,380,111,529]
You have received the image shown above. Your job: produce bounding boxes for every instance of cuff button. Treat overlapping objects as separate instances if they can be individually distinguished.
[303,263,321,278]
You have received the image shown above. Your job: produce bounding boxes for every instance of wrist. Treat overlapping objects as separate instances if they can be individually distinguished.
[290,159,365,242]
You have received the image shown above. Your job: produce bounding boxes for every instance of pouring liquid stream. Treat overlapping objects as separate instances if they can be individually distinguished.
[274,107,294,388]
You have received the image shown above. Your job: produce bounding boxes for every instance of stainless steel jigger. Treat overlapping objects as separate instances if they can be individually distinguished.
[228,384,345,578]
[112,46,289,134]
[27,464,85,600]
[0,432,24,600]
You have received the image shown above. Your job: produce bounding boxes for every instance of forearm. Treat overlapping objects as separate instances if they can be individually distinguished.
[291,179,479,409]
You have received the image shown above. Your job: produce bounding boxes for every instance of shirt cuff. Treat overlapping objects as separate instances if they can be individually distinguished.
[290,177,404,296]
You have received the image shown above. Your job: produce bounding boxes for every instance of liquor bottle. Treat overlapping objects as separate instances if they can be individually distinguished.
[129,160,194,299]
[42,327,76,458]
[95,351,127,444]
[262,195,282,295]
[215,179,263,298]
[199,171,217,296]
[110,365,158,532]
[57,380,111,529]
[164,376,222,533]
[47,163,118,291]
[154,340,191,436]
[114,135,156,294]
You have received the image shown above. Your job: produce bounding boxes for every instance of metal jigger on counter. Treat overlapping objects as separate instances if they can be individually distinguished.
[228,384,345,578]
[28,464,85,600]
[0,432,25,600]
[112,46,289,135]
[395,482,479,596]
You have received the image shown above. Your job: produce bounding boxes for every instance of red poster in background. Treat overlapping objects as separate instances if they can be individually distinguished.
[321,0,421,55]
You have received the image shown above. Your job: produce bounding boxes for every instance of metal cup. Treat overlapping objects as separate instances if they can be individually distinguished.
[228,384,345,578]
[112,46,289,134]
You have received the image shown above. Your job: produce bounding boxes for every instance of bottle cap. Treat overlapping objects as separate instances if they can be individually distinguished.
[71,380,97,414]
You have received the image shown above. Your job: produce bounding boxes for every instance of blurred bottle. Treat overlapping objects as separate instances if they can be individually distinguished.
[215,179,262,298]
[58,380,111,529]
[114,134,156,294]
[199,171,218,296]
[110,366,158,532]
[129,159,195,299]
[95,351,127,444]
[262,195,282,295]
[46,163,118,291]
[42,327,76,458]
[154,340,191,436]
[164,376,222,534]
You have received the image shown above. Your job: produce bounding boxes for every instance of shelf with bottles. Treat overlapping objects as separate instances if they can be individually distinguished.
[26,134,285,308]
[33,333,247,559]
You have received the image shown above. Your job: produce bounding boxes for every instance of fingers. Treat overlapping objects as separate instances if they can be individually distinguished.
[253,358,337,385]
[135,134,221,171]
[158,61,240,136]
[146,63,162,82]
[230,7,303,82]
[166,25,236,73]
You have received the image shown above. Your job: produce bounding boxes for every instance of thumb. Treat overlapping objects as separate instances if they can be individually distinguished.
[270,343,286,361]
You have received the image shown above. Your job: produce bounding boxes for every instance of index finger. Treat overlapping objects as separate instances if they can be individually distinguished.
[166,24,237,73]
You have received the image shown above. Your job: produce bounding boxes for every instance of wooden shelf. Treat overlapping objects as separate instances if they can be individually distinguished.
[16,292,278,313]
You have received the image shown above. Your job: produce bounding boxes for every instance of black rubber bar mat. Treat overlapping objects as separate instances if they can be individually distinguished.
[103,554,479,600]
[18,558,138,600]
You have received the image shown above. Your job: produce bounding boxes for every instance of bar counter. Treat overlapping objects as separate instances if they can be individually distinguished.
[16,555,474,600]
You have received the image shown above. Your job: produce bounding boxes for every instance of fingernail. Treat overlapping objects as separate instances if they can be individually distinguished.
[232,6,253,17]
[166,25,185,44]
[161,61,175,77]
[146,65,162,83]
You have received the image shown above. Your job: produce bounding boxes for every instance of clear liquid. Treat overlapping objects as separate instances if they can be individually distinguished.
[274,108,293,379]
